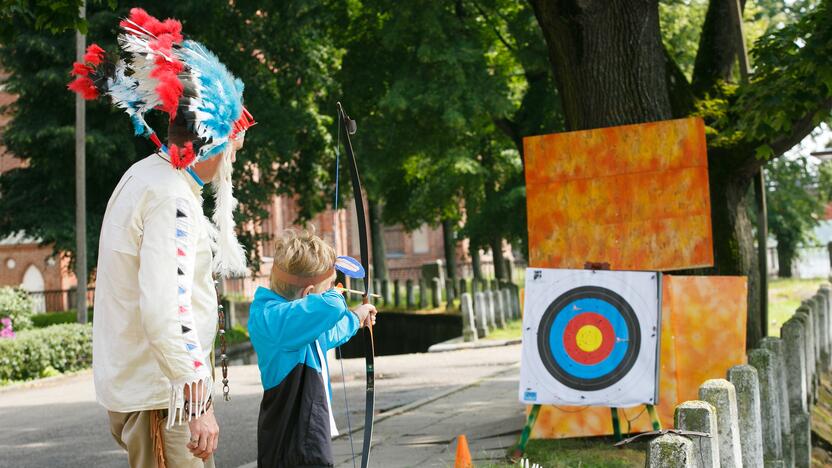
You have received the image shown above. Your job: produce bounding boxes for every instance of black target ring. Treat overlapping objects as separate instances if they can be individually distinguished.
[537,286,641,391]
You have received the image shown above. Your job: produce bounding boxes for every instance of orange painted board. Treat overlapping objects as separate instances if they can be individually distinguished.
[524,117,713,272]
[529,275,746,439]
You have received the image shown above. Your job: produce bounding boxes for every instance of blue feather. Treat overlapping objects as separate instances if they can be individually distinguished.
[180,40,245,161]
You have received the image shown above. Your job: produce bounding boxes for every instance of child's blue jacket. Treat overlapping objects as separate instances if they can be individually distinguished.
[248,286,360,467]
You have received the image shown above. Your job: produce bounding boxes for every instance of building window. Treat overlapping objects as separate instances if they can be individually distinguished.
[412,225,430,254]
[384,226,405,258]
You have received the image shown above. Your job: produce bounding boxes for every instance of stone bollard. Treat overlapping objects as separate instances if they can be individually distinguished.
[698,379,743,468]
[405,279,415,309]
[646,433,694,468]
[792,411,812,468]
[747,349,783,465]
[431,277,441,308]
[781,317,809,415]
[374,279,382,303]
[794,306,816,403]
[494,289,506,328]
[511,283,521,318]
[805,297,823,375]
[393,279,401,308]
[820,285,832,371]
[460,293,477,343]
[445,278,455,305]
[814,292,830,372]
[726,365,764,467]
[501,289,513,320]
[381,279,390,305]
[674,400,720,468]
[474,292,489,338]
[486,291,499,329]
[419,278,427,309]
[760,337,793,468]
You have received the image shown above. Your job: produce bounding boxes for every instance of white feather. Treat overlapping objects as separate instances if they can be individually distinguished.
[211,147,247,277]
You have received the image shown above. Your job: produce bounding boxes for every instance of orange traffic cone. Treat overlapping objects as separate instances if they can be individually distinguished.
[454,434,473,468]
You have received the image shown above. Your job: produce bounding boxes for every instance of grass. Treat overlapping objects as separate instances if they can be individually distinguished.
[768,277,826,336]
[482,437,646,468]
[486,318,523,341]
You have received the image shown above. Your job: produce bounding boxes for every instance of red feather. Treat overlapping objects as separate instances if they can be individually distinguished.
[121,8,183,43]
[169,142,196,169]
[70,62,92,77]
[83,44,105,65]
[67,76,98,100]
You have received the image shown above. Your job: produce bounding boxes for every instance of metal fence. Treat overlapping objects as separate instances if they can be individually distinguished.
[27,288,95,313]
[388,259,526,281]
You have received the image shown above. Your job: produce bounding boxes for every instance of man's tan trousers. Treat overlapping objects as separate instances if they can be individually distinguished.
[108,410,216,468]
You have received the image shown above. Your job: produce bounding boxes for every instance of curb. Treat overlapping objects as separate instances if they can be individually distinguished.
[427,337,522,353]
[0,368,92,394]
[234,363,520,468]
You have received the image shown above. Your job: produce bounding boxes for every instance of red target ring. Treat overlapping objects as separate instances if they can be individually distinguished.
[562,312,615,365]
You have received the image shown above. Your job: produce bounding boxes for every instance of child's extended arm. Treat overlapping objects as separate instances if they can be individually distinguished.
[326,302,376,349]
[258,290,352,351]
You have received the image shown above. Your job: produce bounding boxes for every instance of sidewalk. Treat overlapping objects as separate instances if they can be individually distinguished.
[0,343,523,468]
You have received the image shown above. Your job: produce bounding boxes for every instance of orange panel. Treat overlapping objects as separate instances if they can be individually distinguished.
[530,275,747,439]
[524,117,713,271]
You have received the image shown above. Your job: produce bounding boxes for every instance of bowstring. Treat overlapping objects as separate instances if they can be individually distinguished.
[334,109,357,468]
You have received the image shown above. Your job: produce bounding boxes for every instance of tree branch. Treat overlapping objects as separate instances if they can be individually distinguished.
[739,97,832,176]
[691,0,746,97]
[663,46,695,117]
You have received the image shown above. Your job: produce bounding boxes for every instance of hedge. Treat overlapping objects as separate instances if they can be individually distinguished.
[31,310,94,328]
[0,323,92,382]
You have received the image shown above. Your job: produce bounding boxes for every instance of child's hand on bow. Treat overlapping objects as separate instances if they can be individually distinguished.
[351,303,377,328]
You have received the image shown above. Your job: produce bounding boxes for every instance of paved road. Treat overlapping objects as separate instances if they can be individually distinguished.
[0,344,523,467]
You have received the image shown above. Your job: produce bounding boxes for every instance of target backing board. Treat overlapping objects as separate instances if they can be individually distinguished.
[519,268,661,407]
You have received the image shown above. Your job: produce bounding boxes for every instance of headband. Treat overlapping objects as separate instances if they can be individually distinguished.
[271,268,336,287]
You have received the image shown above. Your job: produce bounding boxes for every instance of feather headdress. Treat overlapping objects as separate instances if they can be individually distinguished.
[69,8,254,277]
[68,8,255,168]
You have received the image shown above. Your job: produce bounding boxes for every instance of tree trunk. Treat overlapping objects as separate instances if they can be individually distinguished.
[528,0,673,131]
[470,242,483,279]
[776,241,794,278]
[442,219,458,279]
[491,235,506,280]
[368,200,388,280]
[530,0,763,347]
[707,155,761,347]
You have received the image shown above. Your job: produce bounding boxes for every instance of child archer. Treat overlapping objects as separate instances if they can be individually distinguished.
[248,229,377,467]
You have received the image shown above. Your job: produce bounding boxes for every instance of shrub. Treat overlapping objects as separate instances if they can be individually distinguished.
[0,323,92,382]
[31,310,94,328]
[0,287,34,331]
[217,323,249,347]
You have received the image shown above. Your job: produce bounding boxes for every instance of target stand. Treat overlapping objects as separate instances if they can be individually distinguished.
[513,266,662,457]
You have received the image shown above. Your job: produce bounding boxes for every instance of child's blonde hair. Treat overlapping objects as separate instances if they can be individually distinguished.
[270,229,336,299]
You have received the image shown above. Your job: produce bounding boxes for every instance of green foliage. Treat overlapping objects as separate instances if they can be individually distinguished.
[659,0,708,80]
[0,286,34,331]
[31,309,94,328]
[218,323,249,347]
[0,1,347,274]
[339,0,559,257]
[766,156,831,274]
[0,323,92,381]
[0,0,116,40]
[724,1,832,155]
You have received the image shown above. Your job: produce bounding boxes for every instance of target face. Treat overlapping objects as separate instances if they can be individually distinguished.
[519,268,660,407]
[537,286,640,391]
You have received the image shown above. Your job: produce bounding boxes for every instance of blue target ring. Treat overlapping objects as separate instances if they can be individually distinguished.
[537,286,641,391]
[547,298,630,380]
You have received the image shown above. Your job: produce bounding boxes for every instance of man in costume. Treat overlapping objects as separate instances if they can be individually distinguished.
[69,8,255,467]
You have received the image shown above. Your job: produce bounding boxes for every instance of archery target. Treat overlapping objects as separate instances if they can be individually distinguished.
[519,268,661,407]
